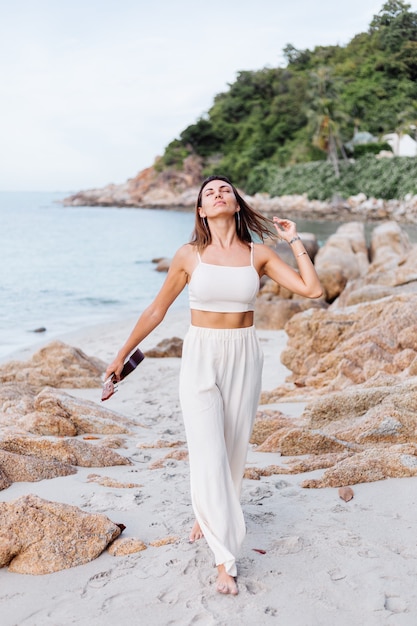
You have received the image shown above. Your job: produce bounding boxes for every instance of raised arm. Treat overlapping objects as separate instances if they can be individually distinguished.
[105,244,191,379]
[258,217,323,299]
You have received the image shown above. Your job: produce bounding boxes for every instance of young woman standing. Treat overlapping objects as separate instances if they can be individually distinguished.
[105,175,322,595]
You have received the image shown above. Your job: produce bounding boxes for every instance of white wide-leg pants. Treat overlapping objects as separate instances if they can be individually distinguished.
[179,325,264,577]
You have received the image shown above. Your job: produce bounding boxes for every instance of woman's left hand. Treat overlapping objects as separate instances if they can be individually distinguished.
[272,217,298,243]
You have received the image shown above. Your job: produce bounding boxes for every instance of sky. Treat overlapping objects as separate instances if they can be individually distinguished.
[1,0,417,192]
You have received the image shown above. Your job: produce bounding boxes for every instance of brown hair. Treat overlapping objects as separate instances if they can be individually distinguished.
[190,175,275,248]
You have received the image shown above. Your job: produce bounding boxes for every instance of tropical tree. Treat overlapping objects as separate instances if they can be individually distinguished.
[305,67,348,177]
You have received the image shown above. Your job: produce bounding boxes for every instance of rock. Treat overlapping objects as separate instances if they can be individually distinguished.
[0,341,106,391]
[253,231,328,330]
[0,494,121,574]
[338,486,354,501]
[0,385,135,436]
[301,444,417,488]
[314,222,369,302]
[0,436,132,468]
[148,448,188,470]
[257,428,351,455]
[334,222,417,309]
[274,233,320,268]
[370,220,412,264]
[108,537,147,556]
[250,410,297,445]
[254,296,327,330]
[30,388,135,435]
[154,258,172,272]
[137,439,186,449]
[87,474,141,488]
[271,293,417,396]
[252,375,417,488]
[0,469,12,490]
[304,376,417,444]
[0,448,76,489]
[149,536,179,547]
[62,156,204,209]
[145,337,183,358]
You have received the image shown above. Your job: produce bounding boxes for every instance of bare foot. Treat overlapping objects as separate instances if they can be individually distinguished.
[216,565,238,595]
[189,520,204,543]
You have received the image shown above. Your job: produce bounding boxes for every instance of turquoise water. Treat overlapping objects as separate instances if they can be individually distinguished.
[1,192,194,358]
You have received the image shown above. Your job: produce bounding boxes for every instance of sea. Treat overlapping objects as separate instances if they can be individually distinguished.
[2,191,417,360]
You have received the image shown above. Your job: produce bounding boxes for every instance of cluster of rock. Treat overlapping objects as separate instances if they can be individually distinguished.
[252,219,417,488]
[62,160,417,223]
[62,156,203,209]
[0,343,137,573]
[0,337,186,574]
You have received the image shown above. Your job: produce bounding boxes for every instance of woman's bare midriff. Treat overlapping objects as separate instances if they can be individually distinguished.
[190,310,254,329]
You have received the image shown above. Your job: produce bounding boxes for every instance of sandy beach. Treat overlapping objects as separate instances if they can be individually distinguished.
[1,307,417,626]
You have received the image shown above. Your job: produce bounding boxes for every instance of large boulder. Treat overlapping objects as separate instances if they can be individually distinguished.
[0,495,121,574]
[267,293,417,397]
[0,384,135,436]
[0,341,105,391]
[314,222,369,301]
[0,435,132,468]
[334,221,417,308]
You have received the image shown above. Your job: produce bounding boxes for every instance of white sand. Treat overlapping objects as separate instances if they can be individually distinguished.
[1,307,417,625]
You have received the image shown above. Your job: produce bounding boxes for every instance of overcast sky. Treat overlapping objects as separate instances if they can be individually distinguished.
[1,0,416,192]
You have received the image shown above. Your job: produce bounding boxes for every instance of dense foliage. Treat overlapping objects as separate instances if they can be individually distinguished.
[249,156,417,200]
[157,1,417,199]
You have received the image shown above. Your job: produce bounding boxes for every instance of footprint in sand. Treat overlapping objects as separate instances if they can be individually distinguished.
[242,578,269,595]
[271,536,305,555]
[82,570,113,593]
[384,594,408,614]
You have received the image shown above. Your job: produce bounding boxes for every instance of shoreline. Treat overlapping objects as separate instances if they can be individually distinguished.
[1,308,417,623]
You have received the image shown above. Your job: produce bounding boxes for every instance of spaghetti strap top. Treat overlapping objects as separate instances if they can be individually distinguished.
[188,242,260,313]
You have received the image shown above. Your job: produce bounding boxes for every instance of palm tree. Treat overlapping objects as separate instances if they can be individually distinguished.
[305,67,348,177]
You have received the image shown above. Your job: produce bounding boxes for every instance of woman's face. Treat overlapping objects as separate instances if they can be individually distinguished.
[198,179,238,218]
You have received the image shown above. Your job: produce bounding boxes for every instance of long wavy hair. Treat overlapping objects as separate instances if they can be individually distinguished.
[190,175,275,248]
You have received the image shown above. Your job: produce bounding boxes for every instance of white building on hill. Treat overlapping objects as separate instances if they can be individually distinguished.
[383,132,417,157]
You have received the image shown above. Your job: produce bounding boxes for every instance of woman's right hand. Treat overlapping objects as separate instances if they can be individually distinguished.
[104,355,125,382]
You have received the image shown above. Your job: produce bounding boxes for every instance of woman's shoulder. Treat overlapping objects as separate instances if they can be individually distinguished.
[174,242,196,259]
[170,243,197,271]
[253,241,275,258]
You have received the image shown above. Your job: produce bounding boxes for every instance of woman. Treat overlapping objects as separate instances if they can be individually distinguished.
[105,175,322,595]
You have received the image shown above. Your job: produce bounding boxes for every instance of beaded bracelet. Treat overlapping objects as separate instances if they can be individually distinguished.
[289,236,301,244]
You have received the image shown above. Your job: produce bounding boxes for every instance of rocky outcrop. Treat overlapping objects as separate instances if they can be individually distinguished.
[263,292,417,397]
[62,163,417,223]
[334,221,417,308]
[0,384,136,436]
[0,436,132,468]
[314,222,369,301]
[144,337,183,358]
[0,341,105,391]
[259,220,417,392]
[250,220,417,487]
[0,436,131,492]
[254,233,329,330]
[0,495,121,574]
[252,376,417,487]
[0,448,76,487]
[63,156,203,209]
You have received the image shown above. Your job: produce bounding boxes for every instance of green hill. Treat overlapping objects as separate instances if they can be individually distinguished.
[156,0,417,200]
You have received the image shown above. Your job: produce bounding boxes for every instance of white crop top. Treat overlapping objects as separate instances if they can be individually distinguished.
[188,242,260,312]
